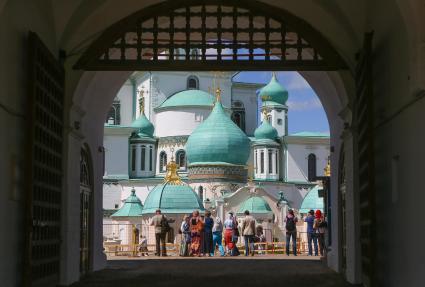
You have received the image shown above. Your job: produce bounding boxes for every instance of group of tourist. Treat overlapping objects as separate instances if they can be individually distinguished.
[180,209,255,257]
[147,208,327,257]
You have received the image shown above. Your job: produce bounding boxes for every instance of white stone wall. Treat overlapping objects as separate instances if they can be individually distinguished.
[254,147,279,180]
[155,108,212,137]
[129,143,156,178]
[104,134,130,177]
[115,80,135,126]
[232,84,261,135]
[286,142,330,182]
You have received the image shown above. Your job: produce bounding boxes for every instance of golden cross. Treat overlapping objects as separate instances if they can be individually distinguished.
[138,87,145,115]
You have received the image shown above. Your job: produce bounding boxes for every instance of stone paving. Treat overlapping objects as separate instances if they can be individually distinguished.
[72,257,357,287]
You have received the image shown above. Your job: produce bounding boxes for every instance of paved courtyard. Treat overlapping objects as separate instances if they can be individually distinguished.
[72,256,357,287]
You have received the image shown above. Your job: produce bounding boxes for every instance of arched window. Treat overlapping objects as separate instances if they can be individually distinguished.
[141,145,146,171]
[159,151,167,172]
[175,150,186,170]
[105,99,121,125]
[131,146,136,171]
[308,153,317,181]
[149,146,153,171]
[231,101,245,131]
[187,75,199,89]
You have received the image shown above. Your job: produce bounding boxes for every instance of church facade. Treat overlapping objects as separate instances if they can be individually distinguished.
[103,71,330,244]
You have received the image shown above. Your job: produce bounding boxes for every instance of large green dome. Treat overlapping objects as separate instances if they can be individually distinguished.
[186,101,250,166]
[156,89,215,110]
[130,113,154,137]
[237,196,273,214]
[259,73,288,105]
[254,120,278,140]
[141,183,204,214]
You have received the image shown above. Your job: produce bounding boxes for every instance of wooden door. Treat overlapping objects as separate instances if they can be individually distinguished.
[25,32,64,287]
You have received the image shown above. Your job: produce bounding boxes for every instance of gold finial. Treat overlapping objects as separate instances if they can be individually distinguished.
[138,87,145,115]
[324,157,331,177]
[164,148,183,185]
[215,87,221,103]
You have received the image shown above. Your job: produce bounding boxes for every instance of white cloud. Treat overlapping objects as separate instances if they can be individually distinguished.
[286,97,323,111]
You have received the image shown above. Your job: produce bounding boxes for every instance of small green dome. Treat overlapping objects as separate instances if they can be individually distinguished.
[259,74,288,105]
[131,113,154,137]
[299,185,324,214]
[141,183,204,214]
[111,188,144,218]
[186,101,250,166]
[237,196,273,214]
[157,89,215,109]
[254,120,278,140]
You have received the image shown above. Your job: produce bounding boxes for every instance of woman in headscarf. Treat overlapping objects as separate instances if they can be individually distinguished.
[314,209,327,256]
[212,216,225,256]
[179,215,191,257]
[223,212,235,255]
[190,210,204,256]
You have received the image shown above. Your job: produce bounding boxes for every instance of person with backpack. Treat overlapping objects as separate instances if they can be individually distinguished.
[150,209,169,256]
[285,209,298,256]
[304,209,318,256]
[313,209,327,256]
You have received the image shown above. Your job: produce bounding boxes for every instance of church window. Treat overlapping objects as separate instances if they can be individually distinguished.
[187,75,199,89]
[260,151,264,174]
[275,150,279,174]
[277,118,283,125]
[159,151,167,172]
[105,99,121,125]
[308,153,317,181]
[268,150,273,174]
[149,146,153,171]
[176,150,186,170]
[141,145,146,171]
[131,146,136,171]
[231,101,246,132]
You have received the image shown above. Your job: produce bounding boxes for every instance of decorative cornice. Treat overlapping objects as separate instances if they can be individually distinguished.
[158,135,189,148]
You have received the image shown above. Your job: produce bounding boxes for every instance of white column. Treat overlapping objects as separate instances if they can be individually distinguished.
[216,198,224,221]
[272,149,277,175]
[256,148,261,178]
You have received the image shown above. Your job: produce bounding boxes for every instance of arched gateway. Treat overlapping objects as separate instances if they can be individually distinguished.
[25,1,377,286]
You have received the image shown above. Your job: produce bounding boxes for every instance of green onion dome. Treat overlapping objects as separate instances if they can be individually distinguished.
[254,120,278,140]
[130,113,154,138]
[186,101,250,166]
[111,188,144,218]
[237,196,273,215]
[259,73,289,105]
[156,89,215,110]
[141,160,204,214]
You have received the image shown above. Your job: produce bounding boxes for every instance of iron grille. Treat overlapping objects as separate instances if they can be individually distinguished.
[74,0,347,71]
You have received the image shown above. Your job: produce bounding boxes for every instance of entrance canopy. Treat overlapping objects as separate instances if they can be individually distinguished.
[74,0,348,71]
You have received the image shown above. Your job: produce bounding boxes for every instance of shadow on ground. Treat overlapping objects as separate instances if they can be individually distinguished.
[72,259,356,287]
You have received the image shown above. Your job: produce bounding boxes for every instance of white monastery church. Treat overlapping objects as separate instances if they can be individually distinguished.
[103,71,330,244]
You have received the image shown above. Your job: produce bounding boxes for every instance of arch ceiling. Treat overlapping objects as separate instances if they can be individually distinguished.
[74,0,348,71]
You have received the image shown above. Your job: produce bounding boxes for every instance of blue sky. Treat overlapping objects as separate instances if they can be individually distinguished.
[234,71,329,134]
